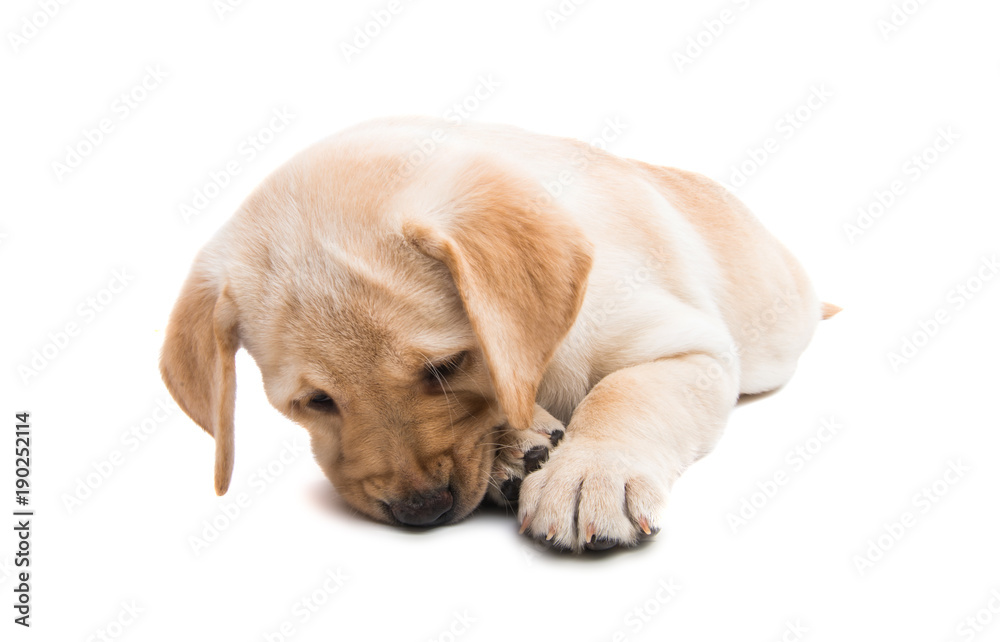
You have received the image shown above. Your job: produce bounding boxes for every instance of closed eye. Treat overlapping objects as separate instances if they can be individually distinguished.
[306,392,339,413]
[424,351,468,385]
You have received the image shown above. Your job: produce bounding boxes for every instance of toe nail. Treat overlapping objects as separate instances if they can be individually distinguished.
[524,445,549,474]
[518,515,532,534]
[638,516,652,535]
[585,523,596,543]
[549,429,564,446]
[546,525,556,541]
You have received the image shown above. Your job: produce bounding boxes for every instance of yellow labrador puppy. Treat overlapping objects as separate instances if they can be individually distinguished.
[161,117,837,551]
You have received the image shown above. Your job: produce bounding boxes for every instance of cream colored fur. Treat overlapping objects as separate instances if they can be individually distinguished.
[160,117,833,551]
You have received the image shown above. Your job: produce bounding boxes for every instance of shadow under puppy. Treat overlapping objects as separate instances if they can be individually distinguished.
[160,117,837,552]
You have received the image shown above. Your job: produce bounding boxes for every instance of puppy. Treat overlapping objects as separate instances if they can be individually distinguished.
[160,117,836,551]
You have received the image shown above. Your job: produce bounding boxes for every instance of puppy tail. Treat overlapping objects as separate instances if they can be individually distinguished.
[820,302,842,320]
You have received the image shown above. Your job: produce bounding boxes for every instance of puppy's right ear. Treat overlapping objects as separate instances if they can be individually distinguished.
[159,266,239,496]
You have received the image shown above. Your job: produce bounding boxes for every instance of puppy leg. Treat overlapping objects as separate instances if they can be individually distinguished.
[487,405,565,506]
[518,353,738,551]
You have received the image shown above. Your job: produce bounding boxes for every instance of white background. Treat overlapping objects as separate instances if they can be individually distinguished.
[2,0,999,640]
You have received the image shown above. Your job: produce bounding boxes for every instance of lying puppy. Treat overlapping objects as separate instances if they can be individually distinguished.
[161,117,837,551]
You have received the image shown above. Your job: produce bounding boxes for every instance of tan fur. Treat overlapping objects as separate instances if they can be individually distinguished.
[160,117,833,546]
[159,269,238,495]
[402,162,592,431]
[630,162,822,393]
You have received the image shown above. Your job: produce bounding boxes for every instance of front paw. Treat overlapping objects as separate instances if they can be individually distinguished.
[516,441,668,552]
[486,406,565,506]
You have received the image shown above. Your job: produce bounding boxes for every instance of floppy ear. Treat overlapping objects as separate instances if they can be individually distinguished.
[159,267,239,495]
[404,169,593,430]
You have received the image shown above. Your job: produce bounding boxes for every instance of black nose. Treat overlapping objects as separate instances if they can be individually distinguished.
[390,487,454,526]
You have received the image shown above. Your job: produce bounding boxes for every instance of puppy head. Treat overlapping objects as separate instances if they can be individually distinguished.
[160,145,592,526]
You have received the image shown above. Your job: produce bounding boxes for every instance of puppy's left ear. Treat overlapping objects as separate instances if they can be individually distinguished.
[404,167,593,430]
